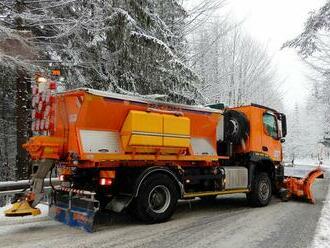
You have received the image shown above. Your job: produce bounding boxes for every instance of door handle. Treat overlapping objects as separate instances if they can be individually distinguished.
[262,146,268,152]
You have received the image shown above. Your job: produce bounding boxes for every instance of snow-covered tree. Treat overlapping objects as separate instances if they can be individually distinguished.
[284,1,330,160]
[2,0,205,101]
[0,0,206,180]
[0,66,17,181]
[189,20,283,109]
[284,1,330,57]
[284,104,304,160]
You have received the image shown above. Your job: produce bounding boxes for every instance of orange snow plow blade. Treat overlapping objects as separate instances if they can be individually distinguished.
[282,168,324,204]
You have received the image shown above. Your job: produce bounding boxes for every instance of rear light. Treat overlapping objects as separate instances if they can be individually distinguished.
[51,69,61,76]
[59,174,65,181]
[99,170,116,179]
[99,178,113,186]
[36,76,47,83]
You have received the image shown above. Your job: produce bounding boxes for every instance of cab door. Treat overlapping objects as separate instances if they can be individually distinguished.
[261,112,282,161]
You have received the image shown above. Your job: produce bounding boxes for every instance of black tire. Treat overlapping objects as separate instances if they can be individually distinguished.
[247,172,272,207]
[131,174,179,223]
[279,188,290,202]
[223,110,249,144]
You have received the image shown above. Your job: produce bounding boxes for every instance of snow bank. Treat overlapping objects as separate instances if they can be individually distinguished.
[285,159,330,178]
[293,158,330,167]
[312,183,330,248]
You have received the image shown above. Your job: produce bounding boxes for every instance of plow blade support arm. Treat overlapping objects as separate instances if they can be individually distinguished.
[4,159,54,216]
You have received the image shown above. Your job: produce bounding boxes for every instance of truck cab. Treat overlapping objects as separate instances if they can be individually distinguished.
[230,104,287,162]
[221,104,287,201]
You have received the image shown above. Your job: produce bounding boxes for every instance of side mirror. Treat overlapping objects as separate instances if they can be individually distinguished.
[279,113,287,138]
[280,138,285,143]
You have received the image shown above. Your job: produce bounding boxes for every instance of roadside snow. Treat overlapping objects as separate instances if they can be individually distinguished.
[312,183,330,248]
[293,158,330,168]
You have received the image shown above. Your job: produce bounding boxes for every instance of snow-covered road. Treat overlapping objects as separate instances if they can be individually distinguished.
[312,181,330,248]
[0,177,329,248]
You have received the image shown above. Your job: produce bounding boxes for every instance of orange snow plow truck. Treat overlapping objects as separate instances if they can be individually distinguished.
[5,87,323,232]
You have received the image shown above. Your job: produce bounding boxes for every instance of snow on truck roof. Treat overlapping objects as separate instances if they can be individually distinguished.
[59,88,223,114]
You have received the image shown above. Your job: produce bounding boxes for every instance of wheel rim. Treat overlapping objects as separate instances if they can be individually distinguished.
[230,119,239,135]
[148,185,171,214]
[258,180,270,201]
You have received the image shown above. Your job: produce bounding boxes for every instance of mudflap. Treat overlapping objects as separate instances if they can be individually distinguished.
[49,188,100,232]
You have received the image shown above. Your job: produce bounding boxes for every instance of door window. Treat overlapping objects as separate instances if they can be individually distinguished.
[263,113,278,139]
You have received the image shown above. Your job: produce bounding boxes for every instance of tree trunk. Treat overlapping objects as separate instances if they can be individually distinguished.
[14,0,32,180]
[15,69,31,180]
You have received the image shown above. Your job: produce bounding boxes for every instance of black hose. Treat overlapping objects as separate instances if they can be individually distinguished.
[49,164,55,190]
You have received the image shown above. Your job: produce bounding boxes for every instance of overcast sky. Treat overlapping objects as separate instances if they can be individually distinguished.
[224,0,327,110]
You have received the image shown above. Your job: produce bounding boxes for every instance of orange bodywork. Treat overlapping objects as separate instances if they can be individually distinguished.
[24,136,64,160]
[283,167,324,204]
[231,105,283,162]
[24,89,287,168]
[24,89,226,168]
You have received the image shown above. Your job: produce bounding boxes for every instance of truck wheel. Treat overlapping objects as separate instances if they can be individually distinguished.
[247,172,272,207]
[134,174,179,223]
[223,110,249,145]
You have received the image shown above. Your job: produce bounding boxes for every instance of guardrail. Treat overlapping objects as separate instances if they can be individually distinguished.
[284,164,330,178]
[0,178,60,196]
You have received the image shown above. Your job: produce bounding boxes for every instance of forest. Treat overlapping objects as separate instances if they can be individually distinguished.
[0,0,329,181]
